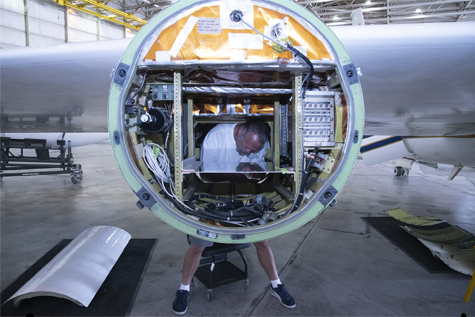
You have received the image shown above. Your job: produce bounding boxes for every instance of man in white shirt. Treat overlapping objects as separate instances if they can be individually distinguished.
[201,123,268,163]
[172,119,296,315]
[199,121,269,182]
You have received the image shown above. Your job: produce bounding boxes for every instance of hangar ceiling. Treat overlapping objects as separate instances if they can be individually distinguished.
[91,0,475,27]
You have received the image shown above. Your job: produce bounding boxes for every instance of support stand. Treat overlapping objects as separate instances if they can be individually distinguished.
[1,137,83,184]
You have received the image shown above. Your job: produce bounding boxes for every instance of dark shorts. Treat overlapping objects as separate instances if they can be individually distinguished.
[189,235,214,247]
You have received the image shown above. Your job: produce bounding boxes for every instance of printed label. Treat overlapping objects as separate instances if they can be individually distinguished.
[198,18,221,34]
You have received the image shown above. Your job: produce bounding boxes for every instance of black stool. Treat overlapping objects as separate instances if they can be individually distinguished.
[187,236,251,300]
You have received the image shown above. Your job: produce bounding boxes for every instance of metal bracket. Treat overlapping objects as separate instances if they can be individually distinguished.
[196,229,218,239]
[231,234,245,240]
[135,187,156,210]
[113,131,120,145]
[113,62,129,85]
[353,130,359,144]
[343,63,359,85]
[318,185,338,206]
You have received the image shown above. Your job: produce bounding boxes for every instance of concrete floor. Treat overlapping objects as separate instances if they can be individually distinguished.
[1,141,475,317]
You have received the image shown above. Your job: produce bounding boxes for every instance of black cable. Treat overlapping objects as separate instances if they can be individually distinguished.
[281,147,319,217]
[130,72,147,100]
[231,10,314,99]
[280,157,313,217]
[189,195,264,221]
[156,185,260,222]
[283,44,314,99]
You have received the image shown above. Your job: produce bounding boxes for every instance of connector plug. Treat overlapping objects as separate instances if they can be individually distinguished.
[230,10,243,22]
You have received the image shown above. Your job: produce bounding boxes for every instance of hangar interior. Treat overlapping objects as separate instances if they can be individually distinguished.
[2,0,474,50]
[1,0,475,316]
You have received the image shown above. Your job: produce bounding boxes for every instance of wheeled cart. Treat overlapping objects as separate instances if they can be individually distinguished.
[1,137,83,184]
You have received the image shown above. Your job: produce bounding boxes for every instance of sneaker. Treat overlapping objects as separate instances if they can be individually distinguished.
[172,290,189,315]
[269,284,296,308]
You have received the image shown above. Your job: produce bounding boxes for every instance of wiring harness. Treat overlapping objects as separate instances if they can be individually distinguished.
[143,142,319,226]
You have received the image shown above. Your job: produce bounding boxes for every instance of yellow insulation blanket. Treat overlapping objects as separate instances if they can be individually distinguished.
[143,4,331,62]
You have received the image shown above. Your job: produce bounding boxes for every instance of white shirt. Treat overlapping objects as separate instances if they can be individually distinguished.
[200,124,269,171]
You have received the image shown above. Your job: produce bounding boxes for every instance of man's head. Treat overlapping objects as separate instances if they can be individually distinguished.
[234,119,271,157]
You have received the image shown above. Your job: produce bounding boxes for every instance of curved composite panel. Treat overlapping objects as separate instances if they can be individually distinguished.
[4,226,131,307]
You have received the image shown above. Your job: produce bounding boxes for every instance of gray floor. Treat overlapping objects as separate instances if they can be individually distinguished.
[1,141,475,317]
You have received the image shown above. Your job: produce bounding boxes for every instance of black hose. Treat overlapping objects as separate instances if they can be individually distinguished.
[281,147,319,217]
[130,72,147,100]
[281,157,313,217]
[155,184,259,222]
[284,43,314,99]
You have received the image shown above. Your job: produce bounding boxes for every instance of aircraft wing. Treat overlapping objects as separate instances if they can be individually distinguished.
[0,39,129,133]
[2,23,474,136]
[332,22,475,137]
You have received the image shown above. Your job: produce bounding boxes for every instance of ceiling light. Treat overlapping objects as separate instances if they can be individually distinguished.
[366,0,371,4]
[415,8,422,13]
[333,16,339,20]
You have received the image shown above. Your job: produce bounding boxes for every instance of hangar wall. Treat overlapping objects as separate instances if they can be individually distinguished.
[0,0,137,49]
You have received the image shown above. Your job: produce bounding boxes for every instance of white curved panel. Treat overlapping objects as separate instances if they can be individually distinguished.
[4,226,131,307]
[418,239,475,276]
[403,137,475,167]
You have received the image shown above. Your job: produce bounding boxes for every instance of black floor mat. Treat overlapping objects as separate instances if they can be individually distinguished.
[1,238,157,316]
[362,217,452,273]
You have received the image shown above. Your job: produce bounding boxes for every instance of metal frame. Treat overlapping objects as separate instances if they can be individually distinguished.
[174,71,183,200]
[54,0,147,30]
[1,137,83,183]
[292,76,303,193]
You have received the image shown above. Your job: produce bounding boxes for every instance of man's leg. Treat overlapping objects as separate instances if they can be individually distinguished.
[173,237,213,315]
[254,240,278,280]
[181,242,206,285]
[254,240,296,309]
